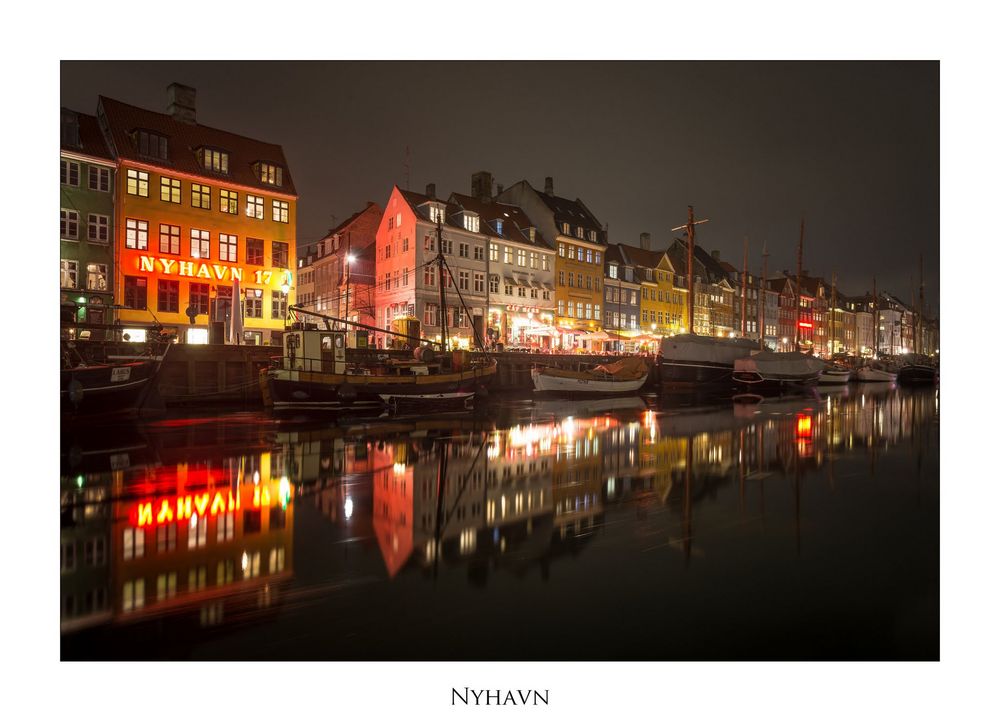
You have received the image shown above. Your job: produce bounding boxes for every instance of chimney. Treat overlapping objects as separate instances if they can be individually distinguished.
[711,250,720,261]
[544,176,553,195]
[471,171,493,202]
[166,82,197,124]
[496,183,504,195]
[425,182,436,199]
[639,232,651,250]
[60,107,80,148]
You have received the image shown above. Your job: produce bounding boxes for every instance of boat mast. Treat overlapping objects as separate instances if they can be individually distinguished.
[741,236,748,337]
[918,254,925,356]
[795,218,804,350]
[760,241,769,351]
[671,205,708,335]
[831,271,837,356]
[436,215,449,352]
[873,276,879,357]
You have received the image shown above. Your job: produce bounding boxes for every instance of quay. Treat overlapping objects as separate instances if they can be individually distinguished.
[69,341,656,408]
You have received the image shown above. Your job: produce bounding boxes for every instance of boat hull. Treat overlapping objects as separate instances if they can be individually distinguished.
[531,370,648,394]
[897,365,937,385]
[857,367,896,383]
[818,369,852,385]
[61,361,159,422]
[657,334,757,388]
[658,359,737,386]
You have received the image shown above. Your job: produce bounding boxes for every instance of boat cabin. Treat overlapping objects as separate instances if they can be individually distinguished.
[283,329,347,374]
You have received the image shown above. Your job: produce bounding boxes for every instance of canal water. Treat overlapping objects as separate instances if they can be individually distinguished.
[60,384,938,660]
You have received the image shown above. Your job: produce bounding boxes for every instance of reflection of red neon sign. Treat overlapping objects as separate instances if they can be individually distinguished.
[129,486,271,527]
[797,321,813,328]
[796,415,813,439]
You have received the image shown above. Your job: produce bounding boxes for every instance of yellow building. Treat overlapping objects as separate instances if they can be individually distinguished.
[99,85,297,345]
[617,242,687,337]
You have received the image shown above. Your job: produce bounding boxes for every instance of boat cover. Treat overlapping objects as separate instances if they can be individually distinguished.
[735,351,826,376]
[659,334,757,364]
[537,357,648,382]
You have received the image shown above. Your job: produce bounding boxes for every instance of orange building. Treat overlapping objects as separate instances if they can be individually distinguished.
[98,84,297,344]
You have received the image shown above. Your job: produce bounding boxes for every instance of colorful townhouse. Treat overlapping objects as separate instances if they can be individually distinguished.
[60,108,117,338]
[602,243,641,350]
[98,83,297,344]
[498,177,607,351]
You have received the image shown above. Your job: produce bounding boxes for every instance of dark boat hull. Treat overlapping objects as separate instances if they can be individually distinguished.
[657,358,737,387]
[732,371,821,391]
[61,361,158,422]
[897,365,937,385]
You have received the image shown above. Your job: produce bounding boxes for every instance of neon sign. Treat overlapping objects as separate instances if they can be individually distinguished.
[129,485,273,526]
[136,255,283,286]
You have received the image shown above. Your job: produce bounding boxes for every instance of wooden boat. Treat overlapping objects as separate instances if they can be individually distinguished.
[263,328,497,414]
[896,354,937,386]
[817,365,852,385]
[61,340,168,422]
[857,360,897,383]
[531,357,649,394]
[657,334,757,386]
[732,351,825,389]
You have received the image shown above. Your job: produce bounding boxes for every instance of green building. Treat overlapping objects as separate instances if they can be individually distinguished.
[60,108,116,338]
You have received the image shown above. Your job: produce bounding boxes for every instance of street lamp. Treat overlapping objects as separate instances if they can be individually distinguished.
[345,253,356,325]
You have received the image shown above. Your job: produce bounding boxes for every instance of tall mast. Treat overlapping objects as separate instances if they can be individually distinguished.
[436,215,448,352]
[795,218,804,350]
[831,272,837,356]
[671,205,709,335]
[873,276,879,357]
[741,236,748,337]
[760,241,769,351]
[918,254,925,355]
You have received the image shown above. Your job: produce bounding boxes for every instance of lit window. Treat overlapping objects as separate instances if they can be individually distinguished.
[202,148,229,174]
[463,214,479,232]
[246,195,264,219]
[86,263,108,291]
[272,199,289,223]
[61,209,79,239]
[191,228,210,259]
[158,223,180,255]
[191,183,211,210]
[258,162,283,186]
[219,233,237,262]
[220,189,238,214]
[160,176,181,203]
[60,259,78,288]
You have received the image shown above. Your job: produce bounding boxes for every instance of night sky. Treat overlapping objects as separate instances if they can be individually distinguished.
[61,61,939,312]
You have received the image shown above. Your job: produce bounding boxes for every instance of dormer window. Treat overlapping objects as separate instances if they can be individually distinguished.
[528,227,536,242]
[428,205,445,224]
[494,219,503,236]
[576,226,584,238]
[135,130,168,160]
[609,264,618,280]
[200,147,229,174]
[256,162,283,187]
[561,222,570,235]
[589,230,597,242]
[463,213,479,233]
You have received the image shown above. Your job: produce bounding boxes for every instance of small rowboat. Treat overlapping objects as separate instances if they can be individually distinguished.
[817,366,852,385]
[531,357,649,395]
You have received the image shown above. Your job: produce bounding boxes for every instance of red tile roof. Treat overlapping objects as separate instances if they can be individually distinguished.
[98,95,296,196]
[449,193,552,250]
[61,111,113,162]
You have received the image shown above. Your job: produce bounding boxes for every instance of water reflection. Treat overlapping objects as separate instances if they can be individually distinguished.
[61,384,938,659]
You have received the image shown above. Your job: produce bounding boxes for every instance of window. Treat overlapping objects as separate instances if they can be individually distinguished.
[246,195,264,219]
[158,279,179,312]
[517,249,526,267]
[585,303,592,319]
[577,248,584,262]
[558,300,565,316]
[88,166,111,192]
[156,524,177,553]
[84,537,106,566]
[474,245,484,261]
[503,247,513,264]
[403,237,409,252]
[423,303,438,326]
[189,282,210,315]
[122,579,145,613]
[403,268,409,286]
[191,229,210,259]
[441,238,453,255]
[124,276,147,309]
[202,148,229,174]
[589,230,597,242]
[459,270,470,290]
[272,241,289,268]
[517,286,526,298]
[219,233,237,262]
[272,200,289,223]
[576,302,584,319]
[558,243,565,257]
[218,512,236,542]
[244,288,263,318]
[246,238,264,265]
[489,242,499,262]
[159,224,180,255]
[61,160,80,186]
[61,209,79,239]
[424,267,436,287]
[474,272,485,293]
[561,222,570,235]
[60,259,78,288]
[428,205,444,223]
[489,275,499,294]
[156,572,178,602]
[160,176,181,203]
[424,235,436,253]
[504,283,513,296]
[220,189,238,214]
[188,516,207,549]
[463,214,479,232]
[595,252,601,265]
[459,242,469,258]
[586,249,593,264]
[384,272,391,291]
[126,169,149,197]
[136,130,168,159]
[86,263,108,291]
[191,183,211,209]
[609,264,618,280]
[122,528,145,560]
[258,162,283,186]
[272,290,287,319]
[576,226,584,238]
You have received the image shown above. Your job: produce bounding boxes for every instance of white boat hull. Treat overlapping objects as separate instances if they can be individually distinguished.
[857,367,896,383]
[818,369,852,385]
[531,369,648,394]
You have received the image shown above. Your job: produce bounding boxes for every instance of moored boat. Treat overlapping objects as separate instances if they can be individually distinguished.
[531,357,649,395]
[61,341,169,422]
[263,328,497,414]
[732,351,825,389]
[817,365,852,385]
[896,354,937,386]
[857,360,897,383]
[658,334,757,386]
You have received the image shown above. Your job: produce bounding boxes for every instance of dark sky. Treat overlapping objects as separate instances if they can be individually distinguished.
[61,61,939,312]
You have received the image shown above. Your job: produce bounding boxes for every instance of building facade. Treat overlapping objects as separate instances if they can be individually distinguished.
[603,244,641,351]
[498,178,607,351]
[99,84,297,344]
[60,109,116,339]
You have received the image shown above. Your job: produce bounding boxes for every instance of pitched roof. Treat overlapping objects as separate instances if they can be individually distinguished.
[615,242,670,272]
[449,193,552,249]
[506,179,606,244]
[61,110,114,161]
[98,95,296,196]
